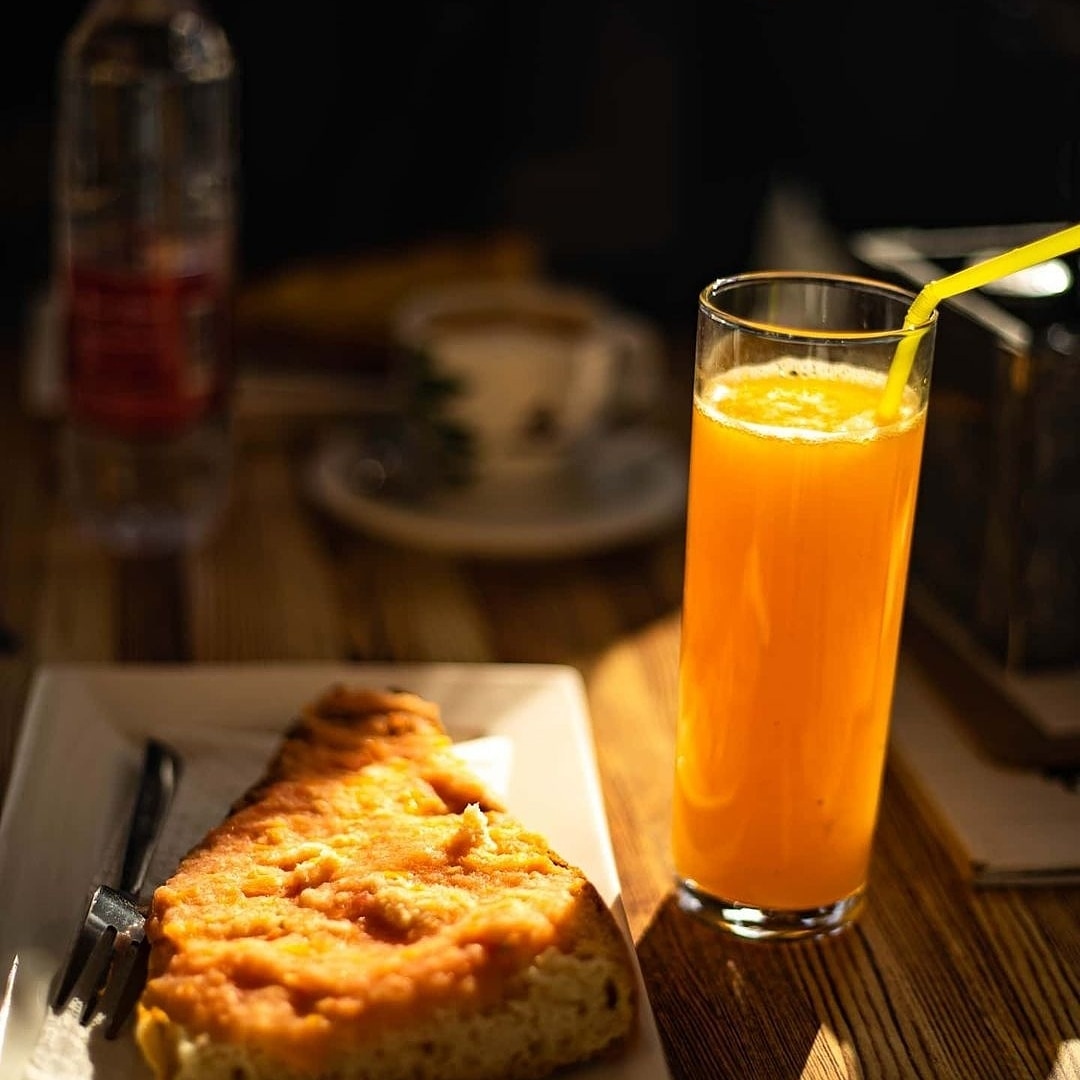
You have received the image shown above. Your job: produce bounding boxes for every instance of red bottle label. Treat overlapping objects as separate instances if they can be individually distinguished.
[65,264,232,437]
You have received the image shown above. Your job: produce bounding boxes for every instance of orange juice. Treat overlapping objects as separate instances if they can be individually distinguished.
[672,357,926,912]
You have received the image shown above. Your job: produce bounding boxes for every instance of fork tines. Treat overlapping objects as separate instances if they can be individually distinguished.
[96,929,151,1039]
[51,883,149,1036]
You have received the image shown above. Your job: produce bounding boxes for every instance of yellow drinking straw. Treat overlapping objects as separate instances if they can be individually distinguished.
[877,221,1080,421]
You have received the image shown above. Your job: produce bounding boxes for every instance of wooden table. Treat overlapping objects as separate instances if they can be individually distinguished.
[0,336,1077,1080]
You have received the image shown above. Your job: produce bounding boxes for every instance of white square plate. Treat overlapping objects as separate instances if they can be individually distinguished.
[0,662,669,1080]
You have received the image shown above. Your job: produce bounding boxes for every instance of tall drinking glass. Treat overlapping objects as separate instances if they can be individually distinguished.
[672,271,937,941]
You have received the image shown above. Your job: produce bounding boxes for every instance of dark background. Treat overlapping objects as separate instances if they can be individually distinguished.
[5,0,1080,338]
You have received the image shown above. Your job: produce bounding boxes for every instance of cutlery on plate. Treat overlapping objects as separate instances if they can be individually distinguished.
[50,737,182,1038]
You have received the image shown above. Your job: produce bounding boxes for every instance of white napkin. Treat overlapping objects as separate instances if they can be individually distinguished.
[890,655,1080,886]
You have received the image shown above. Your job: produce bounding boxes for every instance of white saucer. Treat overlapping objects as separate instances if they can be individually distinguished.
[305,427,688,559]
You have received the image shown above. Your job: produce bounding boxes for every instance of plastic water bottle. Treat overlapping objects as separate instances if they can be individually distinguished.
[53,0,238,554]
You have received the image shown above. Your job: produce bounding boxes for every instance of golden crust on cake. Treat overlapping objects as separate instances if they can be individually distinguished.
[134,685,638,1080]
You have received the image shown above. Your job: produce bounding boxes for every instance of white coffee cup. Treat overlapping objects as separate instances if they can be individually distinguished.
[390,278,662,490]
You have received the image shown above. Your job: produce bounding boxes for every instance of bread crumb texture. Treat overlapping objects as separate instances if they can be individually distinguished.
[135,685,637,1080]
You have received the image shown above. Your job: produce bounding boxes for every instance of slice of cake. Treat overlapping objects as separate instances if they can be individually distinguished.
[134,684,638,1080]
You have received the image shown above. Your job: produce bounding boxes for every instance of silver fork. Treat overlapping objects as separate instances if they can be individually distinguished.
[50,737,182,1039]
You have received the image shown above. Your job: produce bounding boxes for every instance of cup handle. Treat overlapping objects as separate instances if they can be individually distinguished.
[602,313,664,425]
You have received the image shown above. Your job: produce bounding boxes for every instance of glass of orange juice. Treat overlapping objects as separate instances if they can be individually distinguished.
[673,271,938,941]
